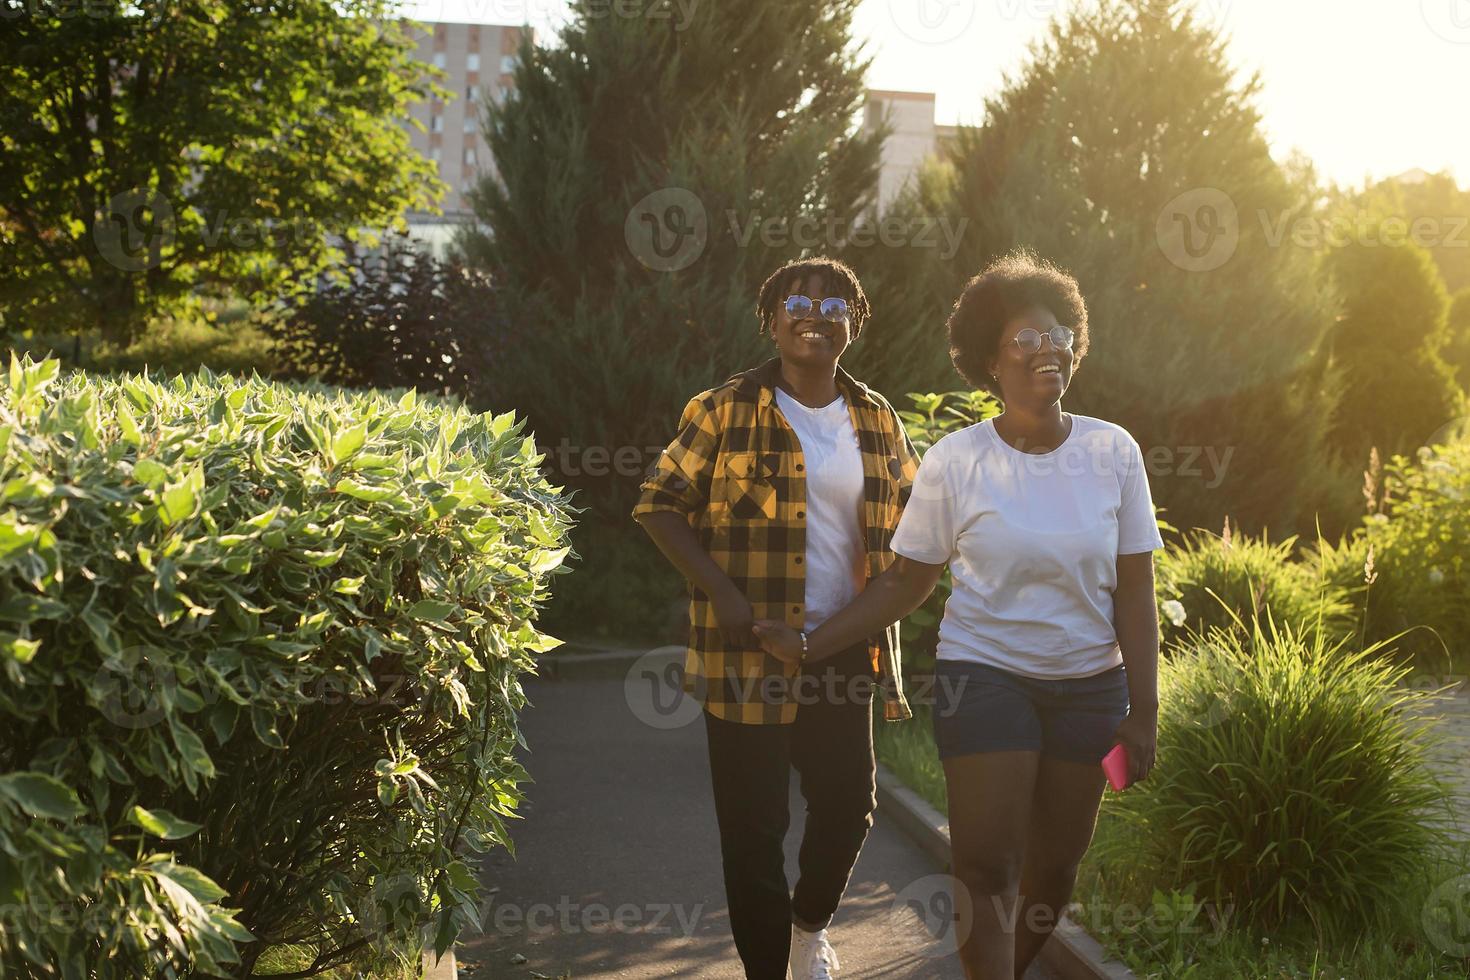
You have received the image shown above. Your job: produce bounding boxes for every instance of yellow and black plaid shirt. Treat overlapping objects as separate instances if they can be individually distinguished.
[633,356,919,725]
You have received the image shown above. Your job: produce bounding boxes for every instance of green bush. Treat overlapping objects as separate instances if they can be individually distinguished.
[1092,618,1458,939]
[0,356,572,977]
[1362,433,1470,670]
[1154,524,1357,649]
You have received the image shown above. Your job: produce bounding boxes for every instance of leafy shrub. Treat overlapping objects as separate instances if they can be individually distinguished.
[1153,523,1357,649]
[1093,618,1458,939]
[1361,433,1470,669]
[0,356,572,977]
[270,235,502,408]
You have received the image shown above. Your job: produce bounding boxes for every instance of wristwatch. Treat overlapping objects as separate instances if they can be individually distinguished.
[798,630,809,664]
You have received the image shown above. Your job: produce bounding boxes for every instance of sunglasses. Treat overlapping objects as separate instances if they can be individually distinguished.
[1010,325,1075,355]
[784,295,850,323]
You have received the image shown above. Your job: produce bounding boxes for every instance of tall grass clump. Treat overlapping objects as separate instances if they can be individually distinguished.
[1093,616,1459,941]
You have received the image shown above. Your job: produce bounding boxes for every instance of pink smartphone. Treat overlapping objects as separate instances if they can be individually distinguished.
[1101,743,1131,792]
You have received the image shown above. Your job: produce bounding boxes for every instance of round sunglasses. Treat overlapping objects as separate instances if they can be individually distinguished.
[1010,325,1075,355]
[784,294,850,322]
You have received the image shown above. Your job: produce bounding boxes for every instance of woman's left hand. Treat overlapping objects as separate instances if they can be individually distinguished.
[751,620,805,665]
[1112,709,1158,785]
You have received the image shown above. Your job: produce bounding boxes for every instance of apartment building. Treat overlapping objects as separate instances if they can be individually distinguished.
[399,20,529,254]
[863,89,958,213]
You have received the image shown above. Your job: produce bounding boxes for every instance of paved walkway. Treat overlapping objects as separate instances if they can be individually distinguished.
[458,667,1059,979]
[1412,678,1470,840]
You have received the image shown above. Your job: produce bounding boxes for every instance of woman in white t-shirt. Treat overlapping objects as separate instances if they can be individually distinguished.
[754,251,1163,980]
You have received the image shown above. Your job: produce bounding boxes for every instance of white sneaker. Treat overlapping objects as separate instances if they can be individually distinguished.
[789,925,841,979]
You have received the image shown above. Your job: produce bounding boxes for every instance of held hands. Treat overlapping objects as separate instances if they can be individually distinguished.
[1111,708,1158,785]
[751,619,805,665]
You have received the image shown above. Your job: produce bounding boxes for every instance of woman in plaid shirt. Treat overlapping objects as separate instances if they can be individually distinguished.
[633,256,919,980]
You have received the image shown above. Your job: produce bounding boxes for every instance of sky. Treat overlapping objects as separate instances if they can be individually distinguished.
[403,0,1470,189]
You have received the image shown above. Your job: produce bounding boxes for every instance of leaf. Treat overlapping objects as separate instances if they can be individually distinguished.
[170,725,217,778]
[330,422,369,464]
[0,772,86,820]
[1,632,41,663]
[408,600,459,622]
[128,805,203,840]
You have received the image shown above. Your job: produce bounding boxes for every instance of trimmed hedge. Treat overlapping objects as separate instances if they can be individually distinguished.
[0,357,572,977]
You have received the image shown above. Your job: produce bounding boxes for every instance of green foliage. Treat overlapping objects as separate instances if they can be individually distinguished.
[1361,434,1470,669]
[0,356,573,977]
[861,0,1353,538]
[1321,231,1461,464]
[467,1,884,637]
[269,235,502,407]
[0,3,443,343]
[1154,524,1359,649]
[1093,619,1458,940]
[1445,287,1470,389]
[1347,169,1470,295]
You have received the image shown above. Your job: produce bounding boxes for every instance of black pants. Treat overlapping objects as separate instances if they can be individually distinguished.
[702,643,878,979]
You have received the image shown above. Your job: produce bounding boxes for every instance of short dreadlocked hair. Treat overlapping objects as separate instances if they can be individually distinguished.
[756,256,871,339]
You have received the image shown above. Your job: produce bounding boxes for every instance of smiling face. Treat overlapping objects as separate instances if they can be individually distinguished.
[986,305,1074,407]
[771,272,853,370]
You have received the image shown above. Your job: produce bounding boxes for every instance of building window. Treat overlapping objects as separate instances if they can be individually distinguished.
[430,146,441,162]
[432,52,446,69]
[465,84,478,101]
[467,53,480,71]
[464,147,477,166]
[500,55,516,74]
[431,115,442,133]
[463,116,476,133]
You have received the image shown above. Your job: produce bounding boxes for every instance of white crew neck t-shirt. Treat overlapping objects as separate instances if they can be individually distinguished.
[774,387,866,632]
[890,414,1165,678]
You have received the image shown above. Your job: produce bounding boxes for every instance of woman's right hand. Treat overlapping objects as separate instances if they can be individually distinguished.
[711,584,756,647]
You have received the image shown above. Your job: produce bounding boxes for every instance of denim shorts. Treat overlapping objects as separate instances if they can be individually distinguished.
[931,659,1130,765]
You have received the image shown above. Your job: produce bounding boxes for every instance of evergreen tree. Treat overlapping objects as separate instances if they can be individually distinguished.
[864,0,1351,537]
[463,0,882,505]
[464,0,883,637]
[1447,288,1470,390]
[1322,235,1460,462]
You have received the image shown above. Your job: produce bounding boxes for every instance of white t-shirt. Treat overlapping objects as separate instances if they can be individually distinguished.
[774,388,866,632]
[890,414,1165,678]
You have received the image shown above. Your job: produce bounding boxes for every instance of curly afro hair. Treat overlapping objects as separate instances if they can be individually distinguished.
[756,256,872,339]
[948,249,1090,399]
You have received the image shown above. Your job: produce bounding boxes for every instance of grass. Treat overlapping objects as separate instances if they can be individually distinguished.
[253,944,424,978]
[872,696,1470,979]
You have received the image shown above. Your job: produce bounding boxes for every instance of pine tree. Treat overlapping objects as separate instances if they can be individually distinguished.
[865,0,1352,536]
[463,0,882,504]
